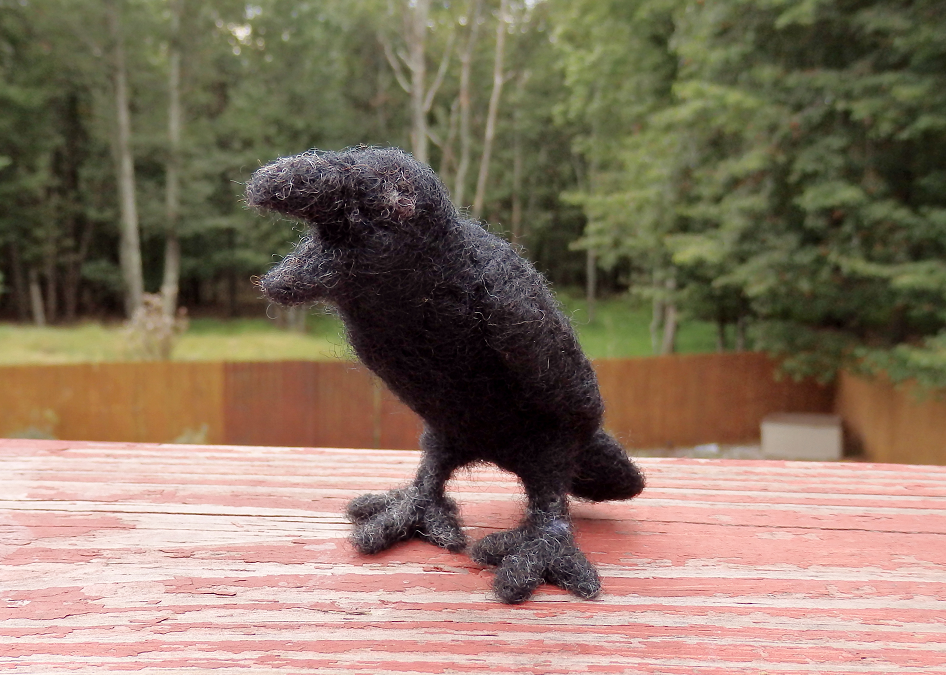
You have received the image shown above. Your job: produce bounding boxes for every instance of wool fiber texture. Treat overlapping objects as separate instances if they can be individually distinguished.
[247,146,645,603]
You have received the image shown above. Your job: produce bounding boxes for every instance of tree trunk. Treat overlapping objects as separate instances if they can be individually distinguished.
[660,275,678,355]
[471,0,509,221]
[408,0,430,163]
[438,96,459,183]
[43,239,58,324]
[375,54,391,137]
[286,306,306,333]
[379,0,454,165]
[381,1,452,166]
[29,268,46,327]
[661,304,678,355]
[161,0,183,319]
[57,91,89,323]
[650,268,667,354]
[62,218,93,322]
[228,268,238,317]
[650,286,663,354]
[453,0,482,207]
[586,249,597,323]
[510,128,522,241]
[510,71,527,244]
[736,315,747,352]
[8,242,29,321]
[583,144,597,322]
[106,0,144,318]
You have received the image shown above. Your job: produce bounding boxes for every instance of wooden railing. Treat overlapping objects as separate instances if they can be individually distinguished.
[1,353,942,464]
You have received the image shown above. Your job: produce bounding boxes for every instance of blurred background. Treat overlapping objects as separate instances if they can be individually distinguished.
[1,0,944,462]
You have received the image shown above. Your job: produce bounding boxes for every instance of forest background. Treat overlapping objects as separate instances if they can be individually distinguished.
[1,0,944,386]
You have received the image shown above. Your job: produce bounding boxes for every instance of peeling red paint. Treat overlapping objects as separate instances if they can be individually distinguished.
[11,512,131,540]
[1,440,945,673]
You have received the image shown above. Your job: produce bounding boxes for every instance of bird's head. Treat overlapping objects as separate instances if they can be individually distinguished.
[245,146,454,239]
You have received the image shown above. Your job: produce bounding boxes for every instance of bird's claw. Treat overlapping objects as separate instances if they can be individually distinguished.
[470,519,601,604]
[346,486,467,554]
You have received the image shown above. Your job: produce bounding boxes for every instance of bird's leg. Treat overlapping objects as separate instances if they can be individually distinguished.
[470,483,600,604]
[346,436,466,554]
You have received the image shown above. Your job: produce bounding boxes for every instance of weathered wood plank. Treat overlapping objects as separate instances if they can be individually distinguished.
[1,439,945,673]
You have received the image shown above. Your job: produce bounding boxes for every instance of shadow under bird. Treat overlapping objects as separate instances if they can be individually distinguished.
[246,146,645,603]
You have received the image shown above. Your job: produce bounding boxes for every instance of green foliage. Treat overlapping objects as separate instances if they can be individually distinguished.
[3,0,944,388]
[0,0,596,321]
[858,337,946,394]
[558,0,946,383]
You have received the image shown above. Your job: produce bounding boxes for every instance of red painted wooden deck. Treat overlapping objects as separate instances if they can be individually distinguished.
[1,439,945,674]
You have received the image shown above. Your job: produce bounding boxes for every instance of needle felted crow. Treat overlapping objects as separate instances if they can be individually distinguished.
[247,146,645,603]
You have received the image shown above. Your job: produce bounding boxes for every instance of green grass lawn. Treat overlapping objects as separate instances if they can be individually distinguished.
[559,294,719,359]
[176,315,351,362]
[0,322,126,365]
[0,294,720,365]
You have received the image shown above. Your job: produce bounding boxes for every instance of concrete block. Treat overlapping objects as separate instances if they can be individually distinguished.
[761,413,842,461]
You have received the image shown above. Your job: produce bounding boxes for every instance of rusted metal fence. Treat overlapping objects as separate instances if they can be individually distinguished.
[1,354,941,463]
[1,362,226,444]
[223,361,423,450]
[0,353,826,449]
[595,353,834,448]
[835,371,946,466]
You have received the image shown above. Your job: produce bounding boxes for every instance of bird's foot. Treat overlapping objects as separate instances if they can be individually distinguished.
[346,486,467,554]
[470,518,600,604]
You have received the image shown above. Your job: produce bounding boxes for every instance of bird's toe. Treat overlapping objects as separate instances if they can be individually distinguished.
[472,522,601,603]
[346,489,406,523]
[347,487,465,554]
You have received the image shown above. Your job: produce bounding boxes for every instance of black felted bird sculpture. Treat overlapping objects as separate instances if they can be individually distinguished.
[246,146,645,603]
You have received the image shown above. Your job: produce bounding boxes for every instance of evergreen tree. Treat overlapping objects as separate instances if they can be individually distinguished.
[560,0,946,379]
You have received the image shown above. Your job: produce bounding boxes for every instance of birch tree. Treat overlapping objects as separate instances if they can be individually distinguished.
[452,0,483,206]
[471,0,509,221]
[160,0,183,318]
[379,0,454,163]
[105,0,144,317]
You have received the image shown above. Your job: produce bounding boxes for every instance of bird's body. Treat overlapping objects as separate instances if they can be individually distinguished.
[248,146,644,603]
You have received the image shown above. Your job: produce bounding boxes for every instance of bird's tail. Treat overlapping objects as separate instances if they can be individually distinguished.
[569,429,645,502]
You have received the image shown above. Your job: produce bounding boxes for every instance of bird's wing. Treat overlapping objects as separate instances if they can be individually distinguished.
[472,231,602,421]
